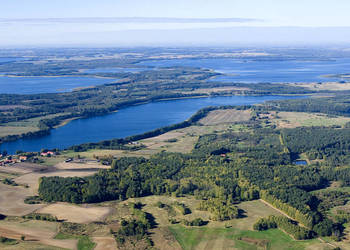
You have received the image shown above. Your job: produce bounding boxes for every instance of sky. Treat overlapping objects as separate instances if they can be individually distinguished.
[1,0,350,47]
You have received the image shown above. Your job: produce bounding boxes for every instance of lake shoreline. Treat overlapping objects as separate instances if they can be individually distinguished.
[0,92,311,146]
[0,94,307,154]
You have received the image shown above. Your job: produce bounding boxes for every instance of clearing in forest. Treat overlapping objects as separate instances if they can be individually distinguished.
[199,109,251,125]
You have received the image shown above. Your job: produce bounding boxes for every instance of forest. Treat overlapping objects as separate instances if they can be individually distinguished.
[38,96,350,241]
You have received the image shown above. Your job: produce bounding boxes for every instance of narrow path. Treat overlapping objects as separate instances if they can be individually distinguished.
[259,199,299,224]
[260,199,337,248]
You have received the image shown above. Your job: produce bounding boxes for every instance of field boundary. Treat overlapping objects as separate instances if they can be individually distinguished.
[260,199,337,248]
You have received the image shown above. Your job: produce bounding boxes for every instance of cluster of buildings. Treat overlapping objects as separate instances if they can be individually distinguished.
[40,151,56,157]
[0,155,28,166]
[0,150,57,166]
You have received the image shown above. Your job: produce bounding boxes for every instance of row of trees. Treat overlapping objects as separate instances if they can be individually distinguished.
[260,191,317,228]
[254,216,314,240]
[22,213,58,222]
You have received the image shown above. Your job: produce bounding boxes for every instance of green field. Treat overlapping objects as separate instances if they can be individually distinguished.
[169,226,321,250]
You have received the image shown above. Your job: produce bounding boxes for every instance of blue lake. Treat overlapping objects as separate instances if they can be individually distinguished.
[0,95,303,154]
[138,58,350,83]
[294,160,308,165]
[1,57,350,94]
[0,76,117,94]
[0,57,28,63]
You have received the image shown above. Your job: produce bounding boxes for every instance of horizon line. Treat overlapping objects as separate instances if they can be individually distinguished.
[0,16,262,24]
